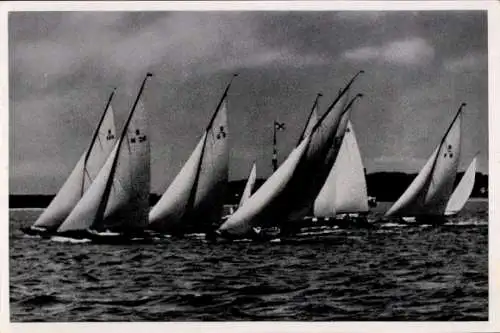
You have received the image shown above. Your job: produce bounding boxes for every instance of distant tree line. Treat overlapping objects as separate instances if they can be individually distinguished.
[9,172,488,208]
[366,172,488,202]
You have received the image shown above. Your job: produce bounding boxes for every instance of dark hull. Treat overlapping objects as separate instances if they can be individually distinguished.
[21,226,55,239]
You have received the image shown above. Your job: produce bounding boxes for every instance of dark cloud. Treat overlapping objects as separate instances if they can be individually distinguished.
[9,10,488,194]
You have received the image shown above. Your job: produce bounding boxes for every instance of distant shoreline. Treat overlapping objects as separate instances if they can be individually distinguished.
[8,172,488,209]
[9,198,488,211]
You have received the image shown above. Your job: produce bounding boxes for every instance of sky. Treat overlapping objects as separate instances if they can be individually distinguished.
[9,10,488,194]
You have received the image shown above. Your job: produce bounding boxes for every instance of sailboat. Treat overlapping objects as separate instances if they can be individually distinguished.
[281,92,365,228]
[214,134,312,240]
[313,120,370,225]
[22,90,117,237]
[216,71,365,239]
[148,74,236,235]
[295,89,368,229]
[445,155,478,216]
[54,73,153,243]
[385,103,465,222]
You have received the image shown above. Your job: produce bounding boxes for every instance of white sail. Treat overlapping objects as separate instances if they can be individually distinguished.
[314,121,368,217]
[57,74,153,233]
[218,136,310,236]
[57,143,119,233]
[191,100,229,224]
[238,162,257,208]
[386,106,463,217]
[445,156,477,216]
[101,99,150,231]
[385,146,439,216]
[148,133,206,228]
[33,97,116,230]
[149,89,230,232]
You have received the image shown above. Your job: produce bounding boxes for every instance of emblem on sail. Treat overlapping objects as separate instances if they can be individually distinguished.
[385,103,465,218]
[24,90,117,234]
[56,73,153,236]
[148,74,236,233]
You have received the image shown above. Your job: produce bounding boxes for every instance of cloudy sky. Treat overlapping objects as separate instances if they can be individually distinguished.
[9,9,488,194]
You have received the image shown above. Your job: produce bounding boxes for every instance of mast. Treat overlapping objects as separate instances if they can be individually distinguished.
[182,73,238,225]
[206,73,238,131]
[310,70,364,136]
[92,73,153,229]
[342,93,364,117]
[424,102,466,192]
[272,120,285,171]
[318,92,364,177]
[273,121,278,171]
[296,92,322,146]
[80,88,116,196]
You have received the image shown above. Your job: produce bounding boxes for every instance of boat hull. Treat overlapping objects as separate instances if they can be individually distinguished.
[21,226,55,239]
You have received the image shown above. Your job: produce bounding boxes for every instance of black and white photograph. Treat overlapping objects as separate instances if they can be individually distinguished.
[4,0,499,330]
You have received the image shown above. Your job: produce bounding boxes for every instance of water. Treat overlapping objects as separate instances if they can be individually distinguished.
[9,200,488,321]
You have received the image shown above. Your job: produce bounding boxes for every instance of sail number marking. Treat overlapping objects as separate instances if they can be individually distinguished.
[106,129,115,141]
[443,144,453,158]
[130,129,147,143]
[216,126,226,140]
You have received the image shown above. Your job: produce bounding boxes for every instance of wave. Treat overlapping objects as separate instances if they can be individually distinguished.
[50,236,91,243]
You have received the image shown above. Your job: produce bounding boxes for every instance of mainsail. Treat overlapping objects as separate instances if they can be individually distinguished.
[218,71,365,236]
[218,136,311,236]
[445,155,478,216]
[238,162,257,208]
[32,90,117,231]
[57,73,153,234]
[314,120,369,217]
[148,74,236,233]
[385,103,465,217]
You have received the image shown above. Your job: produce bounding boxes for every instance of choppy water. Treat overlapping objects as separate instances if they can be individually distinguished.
[10,200,488,321]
